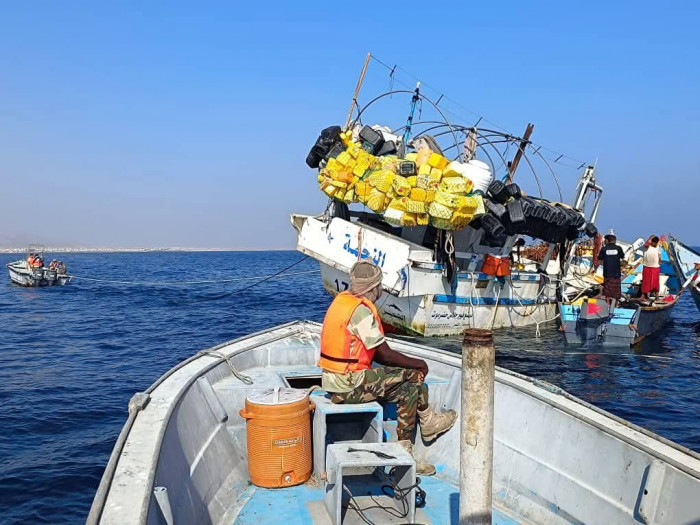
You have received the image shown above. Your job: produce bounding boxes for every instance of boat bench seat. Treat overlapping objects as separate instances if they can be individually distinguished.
[324,442,416,525]
[312,395,383,480]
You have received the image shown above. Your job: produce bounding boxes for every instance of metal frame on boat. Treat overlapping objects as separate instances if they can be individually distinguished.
[89,321,700,524]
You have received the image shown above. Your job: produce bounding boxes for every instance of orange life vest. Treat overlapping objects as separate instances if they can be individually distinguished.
[318,291,384,374]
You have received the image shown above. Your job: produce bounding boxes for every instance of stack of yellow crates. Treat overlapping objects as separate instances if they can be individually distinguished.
[317,138,483,230]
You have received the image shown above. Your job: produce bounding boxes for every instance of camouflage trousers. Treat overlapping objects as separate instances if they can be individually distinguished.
[330,366,429,441]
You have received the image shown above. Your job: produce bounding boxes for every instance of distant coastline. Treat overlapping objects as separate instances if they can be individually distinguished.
[0,247,286,254]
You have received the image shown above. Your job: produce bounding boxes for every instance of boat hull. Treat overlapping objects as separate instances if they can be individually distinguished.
[7,262,71,287]
[293,214,558,335]
[320,262,557,335]
[89,321,700,525]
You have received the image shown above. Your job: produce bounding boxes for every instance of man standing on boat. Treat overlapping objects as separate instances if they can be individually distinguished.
[596,233,625,304]
[641,235,662,301]
[318,260,457,475]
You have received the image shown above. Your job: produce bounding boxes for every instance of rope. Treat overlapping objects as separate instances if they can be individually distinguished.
[198,349,254,385]
[69,268,318,286]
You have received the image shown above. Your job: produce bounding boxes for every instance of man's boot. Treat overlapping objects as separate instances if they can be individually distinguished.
[418,405,457,442]
[399,440,436,476]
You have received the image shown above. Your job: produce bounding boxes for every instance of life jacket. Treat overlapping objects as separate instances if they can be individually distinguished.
[318,291,384,374]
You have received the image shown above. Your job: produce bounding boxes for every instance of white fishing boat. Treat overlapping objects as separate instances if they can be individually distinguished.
[668,235,700,310]
[88,321,700,524]
[294,57,602,336]
[7,245,71,287]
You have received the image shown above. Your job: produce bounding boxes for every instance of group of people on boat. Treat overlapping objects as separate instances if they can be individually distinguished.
[318,260,457,475]
[25,253,66,274]
[595,232,665,305]
[26,253,44,268]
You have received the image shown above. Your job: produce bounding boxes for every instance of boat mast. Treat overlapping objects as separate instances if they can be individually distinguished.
[344,53,371,131]
[505,123,534,183]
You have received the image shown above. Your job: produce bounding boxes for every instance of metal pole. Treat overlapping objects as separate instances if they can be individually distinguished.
[506,123,534,183]
[460,328,495,525]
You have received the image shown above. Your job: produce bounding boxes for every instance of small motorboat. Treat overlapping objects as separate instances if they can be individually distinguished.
[559,238,679,346]
[7,245,71,287]
[88,321,700,524]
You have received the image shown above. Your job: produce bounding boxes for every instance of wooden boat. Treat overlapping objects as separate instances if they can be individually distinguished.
[88,321,700,524]
[668,236,700,310]
[7,245,71,287]
[559,239,680,346]
[559,296,678,346]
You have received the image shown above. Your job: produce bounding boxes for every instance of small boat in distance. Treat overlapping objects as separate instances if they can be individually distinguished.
[7,245,71,287]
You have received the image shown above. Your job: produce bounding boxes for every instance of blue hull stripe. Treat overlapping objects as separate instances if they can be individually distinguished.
[434,294,542,306]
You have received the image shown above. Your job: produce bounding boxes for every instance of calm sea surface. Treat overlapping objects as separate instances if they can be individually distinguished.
[1,251,698,523]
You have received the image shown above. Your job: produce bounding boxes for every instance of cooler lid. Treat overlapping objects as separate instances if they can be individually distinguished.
[246,387,307,406]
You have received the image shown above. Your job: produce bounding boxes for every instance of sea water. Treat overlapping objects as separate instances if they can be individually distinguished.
[0,251,698,523]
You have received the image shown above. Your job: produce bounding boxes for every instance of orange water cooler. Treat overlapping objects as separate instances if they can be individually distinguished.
[239,387,314,488]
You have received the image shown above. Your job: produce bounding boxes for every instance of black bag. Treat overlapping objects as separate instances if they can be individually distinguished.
[325,142,346,160]
[306,125,342,168]
[584,222,598,237]
[507,199,525,224]
[480,213,506,238]
[487,180,510,204]
[506,183,522,199]
[376,140,398,157]
[359,126,385,154]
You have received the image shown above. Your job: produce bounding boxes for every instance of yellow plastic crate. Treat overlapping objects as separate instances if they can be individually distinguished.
[317,173,325,184]
[404,152,418,163]
[406,200,428,213]
[428,202,453,220]
[401,212,418,227]
[434,191,467,208]
[406,176,417,187]
[428,153,449,170]
[462,177,474,194]
[388,197,407,212]
[430,216,453,230]
[418,163,432,177]
[342,188,355,204]
[367,189,389,212]
[377,155,398,171]
[369,170,395,193]
[456,196,479,215]
[439,177,468,194]
[451,210,473,228]
[442,161,463,178]
[416,174,431,189]
[330,179,348,188]
[429,168,442,182]
[355,181,372,197]
[392,176,412,196]
[472,194,486,217]
[410,188,427,201]
[426,190,436,202]
[417,213,429,226]
[346,142,361,158]
[336,151,352,166]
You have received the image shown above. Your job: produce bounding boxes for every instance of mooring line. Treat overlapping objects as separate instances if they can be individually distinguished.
[69,268,318,286]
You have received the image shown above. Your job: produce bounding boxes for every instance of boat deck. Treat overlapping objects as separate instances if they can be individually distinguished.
[231,475,522,524]
[214,357,525,525]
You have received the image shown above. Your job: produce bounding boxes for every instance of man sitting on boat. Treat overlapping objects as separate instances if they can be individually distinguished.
[641,235,662,301]
[596,233,624,305]
[318,260,457,475]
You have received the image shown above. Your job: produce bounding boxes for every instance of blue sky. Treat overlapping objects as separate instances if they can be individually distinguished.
[1,2,698,248]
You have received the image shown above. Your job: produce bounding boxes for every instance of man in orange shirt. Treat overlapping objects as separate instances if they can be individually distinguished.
[318,261,456,475]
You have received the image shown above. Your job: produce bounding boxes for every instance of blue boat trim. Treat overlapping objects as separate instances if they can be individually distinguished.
[434,294,541,306]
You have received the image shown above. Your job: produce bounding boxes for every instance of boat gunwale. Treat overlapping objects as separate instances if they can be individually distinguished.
[90,320,700,525]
